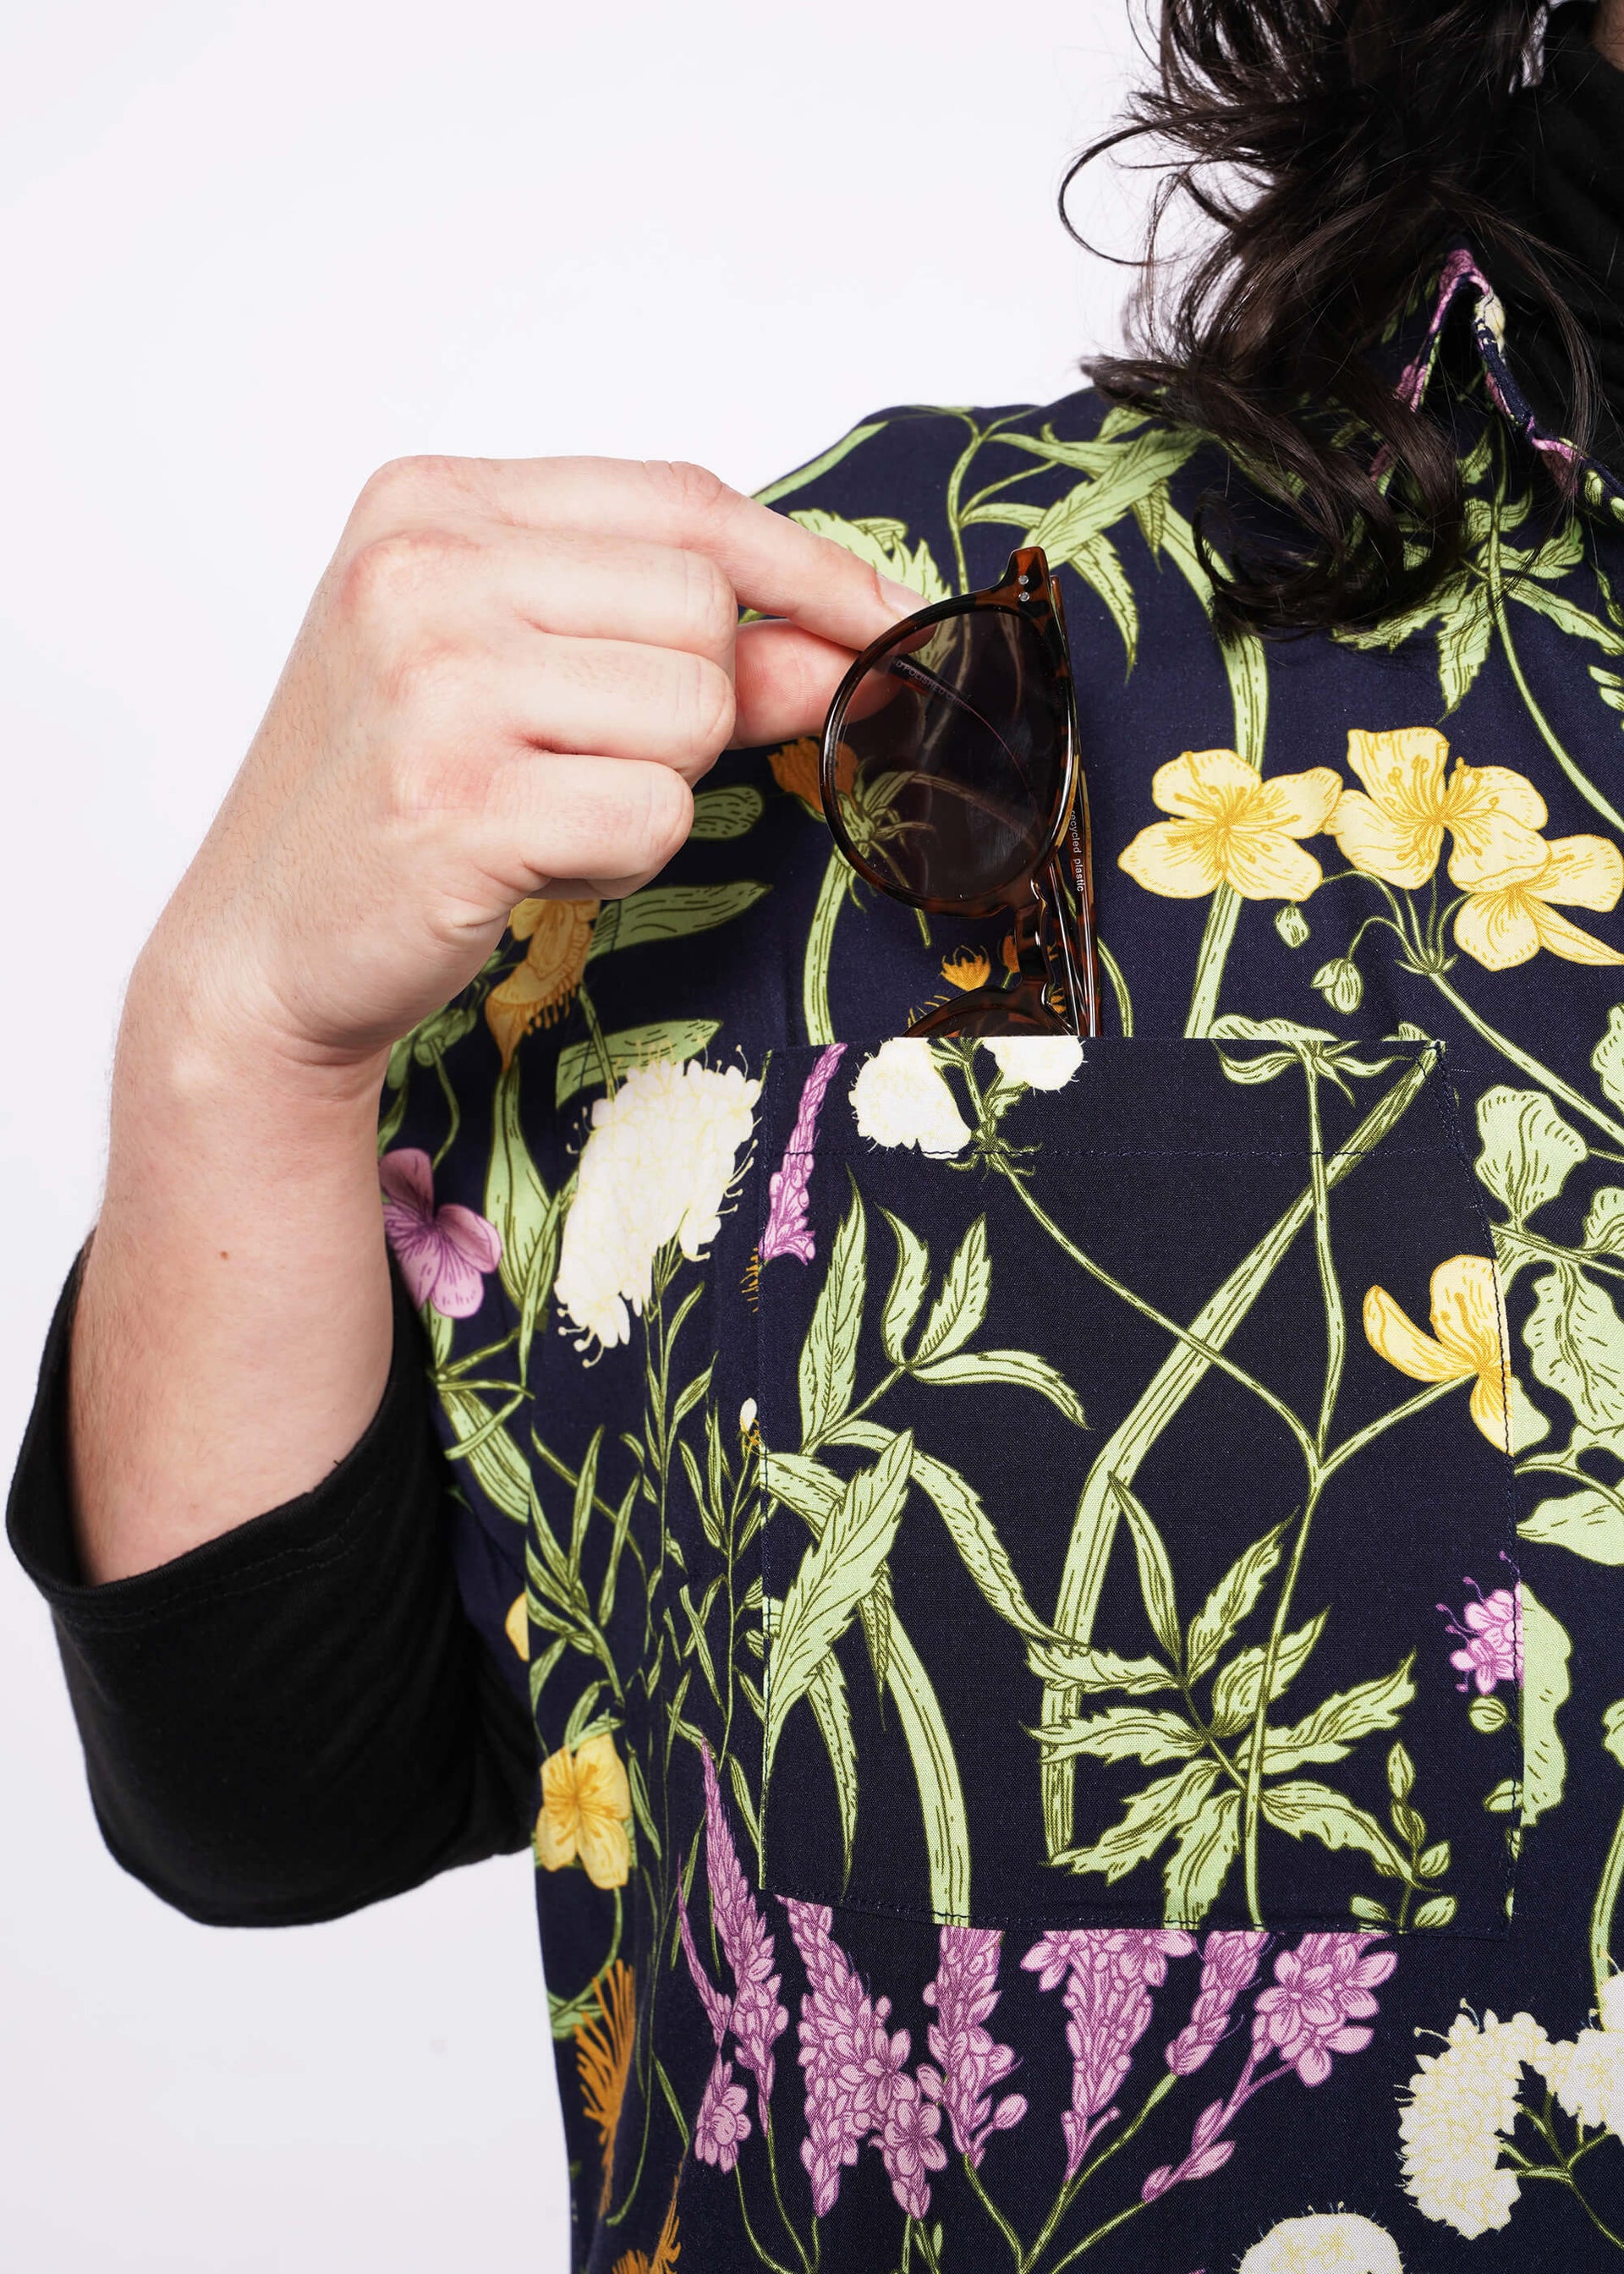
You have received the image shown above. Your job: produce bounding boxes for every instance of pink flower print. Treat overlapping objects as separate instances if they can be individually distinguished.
[1165,1931,1270,2079]
[700,1749,787,2128]
[1251,1932,1396,2088]
[759,1045,846,1267]
[379,1148,502,1318]
[919,1927,1027,2165]
[784,1898,889,2216]
[694,2056,752,2172]
[1023,1929,1196,2178]
[1440,1580,1522,1695]
[879,2070,947,2217]
[1141,2095,1237,2202]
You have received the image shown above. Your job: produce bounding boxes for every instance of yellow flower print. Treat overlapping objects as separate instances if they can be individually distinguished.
[503,1592,529,1661]
[941,947,992,991]
[485,897,601,1069]
[574,1960,637,2213]
[1451,832,1624,971]
[1328,726,1546,889]
[1119,747,1341,902]
[1363,1254,1510,1447]
[535,1731,632,1888]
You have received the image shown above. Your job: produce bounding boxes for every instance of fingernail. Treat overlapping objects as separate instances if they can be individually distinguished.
[878,574,924,618]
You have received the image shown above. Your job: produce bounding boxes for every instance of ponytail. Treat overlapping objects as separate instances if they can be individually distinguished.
[1069,1,1600,633]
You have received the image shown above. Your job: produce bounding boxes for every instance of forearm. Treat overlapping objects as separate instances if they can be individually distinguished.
[69,952,394,1584]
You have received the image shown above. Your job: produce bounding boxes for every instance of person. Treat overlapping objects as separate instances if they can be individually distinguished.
[11,1,1624,2265]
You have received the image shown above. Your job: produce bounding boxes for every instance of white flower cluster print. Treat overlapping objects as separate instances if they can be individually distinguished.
[1400,2008,1551,2237]
[557,1060,760,1350]
[850,1039,971,1156]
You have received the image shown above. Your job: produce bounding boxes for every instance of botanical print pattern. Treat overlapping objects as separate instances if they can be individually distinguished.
[377,250,1624,2266]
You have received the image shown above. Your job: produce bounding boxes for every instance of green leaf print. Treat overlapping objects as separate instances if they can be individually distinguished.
[1585,1188,1624,1255]
[751,418,890,508]
[910,1347,1088,1427]
[1165,1788,1243,1925]
[1259,1657,1416,1774]
[554,1019,720,1107]
[1520,1582,1572,1827]
[1474,1085,1588,1222]
[1259,1780,1409,1879]
[1028,1640,1179,1696]
[807,1651,859,1890]
[1523,1266,1624,1446]
[485,1060,563,1366]
[1184,1521,1287,1684]
[1038,1707,1204,1766]
[910,1217,991,1365]
[687,784,765,839]
[880,1210,931,1365]
[1111,1474,1182,1662]
[1210,1615,1327,1735]
[787,507,948,603]
[1518,1486,1624,1563]
[584,882,768,962]
[1054,1760,1221,1880]
[798,1191,867,1446]
[764,1431,914,1785]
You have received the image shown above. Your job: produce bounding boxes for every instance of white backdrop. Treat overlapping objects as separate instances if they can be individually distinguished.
[0,4,1149,2266]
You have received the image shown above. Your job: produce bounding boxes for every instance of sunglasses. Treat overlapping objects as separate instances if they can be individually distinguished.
[819,546,1100,1041]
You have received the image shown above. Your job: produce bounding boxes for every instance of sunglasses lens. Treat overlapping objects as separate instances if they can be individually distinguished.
[827,604,1069,904]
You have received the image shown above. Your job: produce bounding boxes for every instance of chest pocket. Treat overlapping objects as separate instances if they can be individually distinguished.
[742,1033,1518,1936]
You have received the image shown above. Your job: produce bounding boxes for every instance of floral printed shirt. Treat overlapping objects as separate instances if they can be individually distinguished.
[387,253,1624,2273]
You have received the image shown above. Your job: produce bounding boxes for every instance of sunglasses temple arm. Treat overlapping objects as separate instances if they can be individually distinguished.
[1042,827,1101,1041]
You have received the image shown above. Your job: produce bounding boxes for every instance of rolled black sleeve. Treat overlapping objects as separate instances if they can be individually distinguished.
[6,1261,535,1927]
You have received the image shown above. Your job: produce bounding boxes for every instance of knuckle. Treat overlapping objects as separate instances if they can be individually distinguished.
[354,453,469,521]
[642,457,733,525]
[335,527,471,626]
[670,650,736,758]
[676,547,737,654]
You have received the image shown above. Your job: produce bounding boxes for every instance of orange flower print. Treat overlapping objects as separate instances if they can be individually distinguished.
[1119,749,1341,902]
[1363,1255,1511,1447]
[484,897,600,1068]
[1450,832,1624,971]
[768,734,854,819]
[535,1732,632,1888]
[574,1961,637,2214]
[611,2191,680,2273]
[941,948,992,991]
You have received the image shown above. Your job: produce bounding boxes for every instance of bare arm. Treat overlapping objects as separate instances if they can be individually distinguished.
[70,455,918,1583]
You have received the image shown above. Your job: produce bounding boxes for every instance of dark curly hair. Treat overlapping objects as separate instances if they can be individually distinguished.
[1068,0,1603,634]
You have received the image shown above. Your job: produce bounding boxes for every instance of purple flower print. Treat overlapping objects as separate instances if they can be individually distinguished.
[1250,1931,1395,2086]
[784,1898,896,2216]
[700,1749,787,2128]
[918,1927,1027,2165]
[1164,1931,1270,2079]
[694,2056,752,2172]
[879,2070,947,2218]
[783,1899,947,2220]
[379,1148,502,1317]
[1440,1579,1522,1695]
[758,1044,846,1266]
[1143,1933,1394,2205]
[1023,1930,1196,2178]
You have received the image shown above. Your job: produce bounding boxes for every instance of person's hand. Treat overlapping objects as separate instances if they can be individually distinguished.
[140,454,919,1079]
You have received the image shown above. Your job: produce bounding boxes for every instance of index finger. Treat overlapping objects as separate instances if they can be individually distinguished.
[373,453,925,653]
